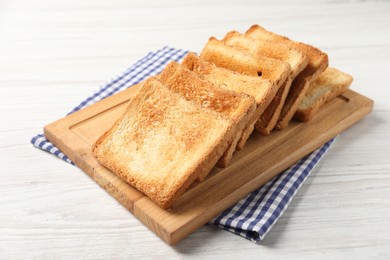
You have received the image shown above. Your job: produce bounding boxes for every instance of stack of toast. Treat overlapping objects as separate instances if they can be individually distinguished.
[92,25,353,209]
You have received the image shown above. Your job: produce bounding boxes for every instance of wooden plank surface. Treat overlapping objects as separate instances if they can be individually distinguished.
[44,87,373,245]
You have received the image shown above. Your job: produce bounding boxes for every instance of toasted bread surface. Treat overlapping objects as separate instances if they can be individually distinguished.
[200,37,291,147]
[92,25,351,209]
[255,77,293,135]
[159,61,255,123]
[182,52,277,163]
[246,25,327,72]
[222,31,309,135]
[182,53,277,122]
[223,31,308,79]
[159,61,256,171]
[200,37,291,86]
[276,75,310,129]
[92,78,237,208]
[182,52,276,106]
[246,25,329,129]
[294,67,353,121]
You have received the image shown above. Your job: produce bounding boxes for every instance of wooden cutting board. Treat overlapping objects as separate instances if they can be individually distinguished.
[44,84,373,245]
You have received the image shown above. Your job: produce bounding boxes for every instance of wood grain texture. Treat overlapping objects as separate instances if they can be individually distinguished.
[1,0,390,258]
[44,87,372,245]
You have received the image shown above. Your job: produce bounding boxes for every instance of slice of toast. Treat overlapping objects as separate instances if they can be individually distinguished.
[294,67,353,122]
[200,37,291,87]
[223,31,308,79]
[222,31,309,135]
[159,61,256,171]
[182,52,277,166]
[200,37,291,148]
[182,52,276,107]
[246,24,329,129]
[255,77,292,135]
[92,78,240,209]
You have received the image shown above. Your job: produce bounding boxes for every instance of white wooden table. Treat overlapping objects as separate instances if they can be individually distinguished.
[1,0,389,258]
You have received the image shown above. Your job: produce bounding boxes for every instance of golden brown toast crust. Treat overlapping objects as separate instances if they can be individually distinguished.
[92,78,239,209]
[246,24,329,129]
[182,52,276,105]
[159,61,256,172]
[92,24,346,210]
[223,31,309,79]
[182,52,278,161]
[159,61,256,122]
[221,30,310,135]
[294,67,353,121]
[255,77,293,135]
[200,38,291,147]
[200,37,291,86]
[182,52,278,126]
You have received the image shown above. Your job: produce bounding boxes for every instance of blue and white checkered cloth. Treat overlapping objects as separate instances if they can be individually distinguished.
[31,46,335,243]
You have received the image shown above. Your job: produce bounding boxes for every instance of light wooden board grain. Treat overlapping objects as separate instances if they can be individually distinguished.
[44,85,372,245]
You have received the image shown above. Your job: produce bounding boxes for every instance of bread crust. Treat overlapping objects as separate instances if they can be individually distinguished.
[200,37,291,86]
[255,77,293,135]
[92,78,240,208]
[221,30,310,135]
[223,31,309,79]
[182,52,279,154]
[92,24,344,210]
[294,67,353,121]
[246,24,329,129]
[200,38,290,147]
[159,61,256,175]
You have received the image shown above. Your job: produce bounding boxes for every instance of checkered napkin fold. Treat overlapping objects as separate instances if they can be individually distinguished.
[31,47,335,243]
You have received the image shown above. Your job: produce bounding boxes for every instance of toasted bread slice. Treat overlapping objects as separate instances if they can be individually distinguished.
[92,78,240,209]
[182,52,277,166]
[182,52,276,106]
[246,24,329,129]
[159,61,256,172]
[200,37,291,148]
[223,31,308,79]
[294,67,353,121]
[222,31,309,135]
[201,37,291,87]
[255,77,293,135]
